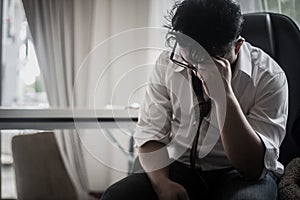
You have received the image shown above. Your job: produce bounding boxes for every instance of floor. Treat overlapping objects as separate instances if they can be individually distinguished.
[2,164,17,199]
[1,131,18,199]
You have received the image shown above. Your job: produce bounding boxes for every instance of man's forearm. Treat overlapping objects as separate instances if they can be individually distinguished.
[138,141,170,190]
[138,141,189,199]
[216,90,265,180]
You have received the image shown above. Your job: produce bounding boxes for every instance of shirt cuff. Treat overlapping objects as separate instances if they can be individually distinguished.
[134,127,171,147]
[256,131,284,177]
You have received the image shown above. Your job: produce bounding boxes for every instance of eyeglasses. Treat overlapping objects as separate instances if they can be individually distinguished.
[170,41,198,72]
[170,37,245,72]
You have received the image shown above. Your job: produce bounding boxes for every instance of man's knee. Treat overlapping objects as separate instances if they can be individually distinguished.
[101,181,128,200]
[101,173,157,200]
[216,171,278,200]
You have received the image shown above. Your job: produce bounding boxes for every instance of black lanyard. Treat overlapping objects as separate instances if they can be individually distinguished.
[189,71,211,189]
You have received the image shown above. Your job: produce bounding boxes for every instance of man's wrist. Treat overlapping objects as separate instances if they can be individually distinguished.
[151,176,171,193]
[212,83,235,106]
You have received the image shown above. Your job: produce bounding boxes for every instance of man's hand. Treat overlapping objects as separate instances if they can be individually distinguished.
[195,56,232,132]
[154,179,189,200]
[138,141,189,200]
[212,56,232,89]
[195,56,233,104]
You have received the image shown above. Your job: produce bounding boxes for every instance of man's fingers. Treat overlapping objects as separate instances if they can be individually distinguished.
[212,57,232,80]
[212,57,227,69]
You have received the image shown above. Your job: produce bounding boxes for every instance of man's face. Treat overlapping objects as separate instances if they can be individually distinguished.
[179,38,243,67]
[179,45,235,67]
[178,44,214,68]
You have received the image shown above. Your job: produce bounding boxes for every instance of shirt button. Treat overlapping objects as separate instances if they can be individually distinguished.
[193,121,197,126]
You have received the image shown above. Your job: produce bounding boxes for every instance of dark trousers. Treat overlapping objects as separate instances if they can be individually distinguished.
[101,161,277,200]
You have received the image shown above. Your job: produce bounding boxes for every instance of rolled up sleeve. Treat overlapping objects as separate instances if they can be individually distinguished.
[134,52,173,147]
[247,72,288,176]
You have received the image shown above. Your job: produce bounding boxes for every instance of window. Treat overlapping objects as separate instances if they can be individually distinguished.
[239,0,300,25]
[261,0,300,24]
[2,0,48,108]
[1,0,49,198]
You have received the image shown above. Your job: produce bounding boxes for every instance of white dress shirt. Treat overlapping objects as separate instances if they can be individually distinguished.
[135,42,288,176]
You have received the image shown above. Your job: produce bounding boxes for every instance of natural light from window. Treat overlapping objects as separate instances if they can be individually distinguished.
[2,0,48,108]
[1,0,49,198]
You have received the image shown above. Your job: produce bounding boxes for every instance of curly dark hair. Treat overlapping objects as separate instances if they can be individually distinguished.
[165,0,244,57]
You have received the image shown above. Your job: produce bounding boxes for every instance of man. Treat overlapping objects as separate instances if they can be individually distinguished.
[102,0,288,199]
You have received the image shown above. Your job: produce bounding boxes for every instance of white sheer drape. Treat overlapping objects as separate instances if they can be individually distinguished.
[22,0,175,194]
[22,0,95,199]
[80,0,174,191]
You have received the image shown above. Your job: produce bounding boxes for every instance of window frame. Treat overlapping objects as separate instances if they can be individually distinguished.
[0,109,138,200]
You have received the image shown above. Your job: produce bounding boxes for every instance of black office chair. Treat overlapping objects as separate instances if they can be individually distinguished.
[241,12,300,166]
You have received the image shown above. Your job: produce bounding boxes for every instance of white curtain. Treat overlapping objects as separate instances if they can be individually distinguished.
[80,0,173,191]
[22,0,175,195]
[22,0,96,199]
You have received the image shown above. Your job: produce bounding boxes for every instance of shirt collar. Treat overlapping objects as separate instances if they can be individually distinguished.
[235,42,252,77]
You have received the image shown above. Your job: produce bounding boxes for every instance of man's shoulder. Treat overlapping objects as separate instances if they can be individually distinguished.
[244,42,285,76]
[156,50,171,65]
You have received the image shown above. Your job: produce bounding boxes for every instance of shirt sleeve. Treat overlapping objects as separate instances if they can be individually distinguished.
[246,72,288,177]
[134,52,173,147]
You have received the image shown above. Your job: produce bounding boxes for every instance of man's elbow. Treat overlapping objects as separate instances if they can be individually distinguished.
[240,165,265,181]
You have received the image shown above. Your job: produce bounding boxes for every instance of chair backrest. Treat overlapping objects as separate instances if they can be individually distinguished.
[241,12,300,165]
[12,132,77,200]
